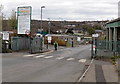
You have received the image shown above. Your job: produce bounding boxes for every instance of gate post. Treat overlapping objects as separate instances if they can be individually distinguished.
[91,34,99,59]
[91,37,96,59]
[91,37,94,59]
[95,38,97,57]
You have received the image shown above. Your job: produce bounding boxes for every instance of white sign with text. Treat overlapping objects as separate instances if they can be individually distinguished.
[17,6,31,34]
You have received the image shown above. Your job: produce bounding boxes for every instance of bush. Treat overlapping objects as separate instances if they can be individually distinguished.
[111,56,120,65]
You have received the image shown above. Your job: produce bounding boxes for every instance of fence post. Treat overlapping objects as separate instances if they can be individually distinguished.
[16,37,19,51]
[29,37,32,54]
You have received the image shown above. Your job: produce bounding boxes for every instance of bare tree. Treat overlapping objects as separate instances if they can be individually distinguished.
[8,10,17,30]
[0,4,4,31]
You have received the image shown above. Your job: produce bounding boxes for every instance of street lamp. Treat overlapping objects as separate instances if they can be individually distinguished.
[40,6,45,31]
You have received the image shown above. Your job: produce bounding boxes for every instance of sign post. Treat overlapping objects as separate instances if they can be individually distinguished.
[91,34,99,58]
[17,6,32,53]
[47,36,52,49]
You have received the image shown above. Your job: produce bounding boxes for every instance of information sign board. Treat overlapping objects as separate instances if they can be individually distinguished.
[17,6,32,34]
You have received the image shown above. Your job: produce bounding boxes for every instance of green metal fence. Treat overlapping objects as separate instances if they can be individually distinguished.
[11,37,30,51]
[92,40,120,57]
[117,41,120,54]
[96,41,120,52]
[29,37,43,54]
[11,37,43,53]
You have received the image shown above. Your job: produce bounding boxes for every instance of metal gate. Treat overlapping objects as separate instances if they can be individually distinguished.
[29,37,43,54]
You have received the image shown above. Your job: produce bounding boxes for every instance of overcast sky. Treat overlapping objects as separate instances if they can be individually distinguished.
[1,0,120,21]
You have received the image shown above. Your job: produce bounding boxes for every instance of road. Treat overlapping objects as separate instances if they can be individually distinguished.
[2,44,91,82]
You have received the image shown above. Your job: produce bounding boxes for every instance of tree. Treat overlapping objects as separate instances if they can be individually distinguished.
[0,4,4,31]
[93,24,102,30]
[8,10,17,30]
[87,28,95,35]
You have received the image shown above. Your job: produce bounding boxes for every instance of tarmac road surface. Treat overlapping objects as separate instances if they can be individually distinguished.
[2,45,91,82]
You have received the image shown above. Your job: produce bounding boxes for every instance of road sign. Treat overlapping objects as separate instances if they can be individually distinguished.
[47,36,52,43]
[25,30,30,35]
[47,36,52,40]
[93,45,96,51]
[77,37,81,41]
[3,32,9,40]
[17,6,32,34]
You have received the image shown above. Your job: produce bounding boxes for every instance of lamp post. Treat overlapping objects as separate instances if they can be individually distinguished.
[40,6,45,51]
[48,18,51,34]
[40,6,45,31]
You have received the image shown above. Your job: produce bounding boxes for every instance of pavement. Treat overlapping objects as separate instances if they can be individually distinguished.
[80,59,119,83]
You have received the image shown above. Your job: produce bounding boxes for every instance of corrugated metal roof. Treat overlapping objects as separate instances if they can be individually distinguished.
[105,18,120,28]
[106,18,120,24]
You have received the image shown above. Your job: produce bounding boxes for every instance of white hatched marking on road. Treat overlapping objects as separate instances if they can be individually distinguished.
[24,54,38,57]
[79,59,86,63]
[44,56,53,59]
[66,58,75,61]
[34,55,46,58]
[56,57,64,60]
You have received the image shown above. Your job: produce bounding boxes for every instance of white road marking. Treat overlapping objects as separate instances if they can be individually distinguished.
[56,57,64,60]
[66,58,75,61]
[24,54,38,57]
[34,55,46,58]
[44,56,53,59]
[79,59,86,63]
[44,50,54,55]
[77,59,94,82]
